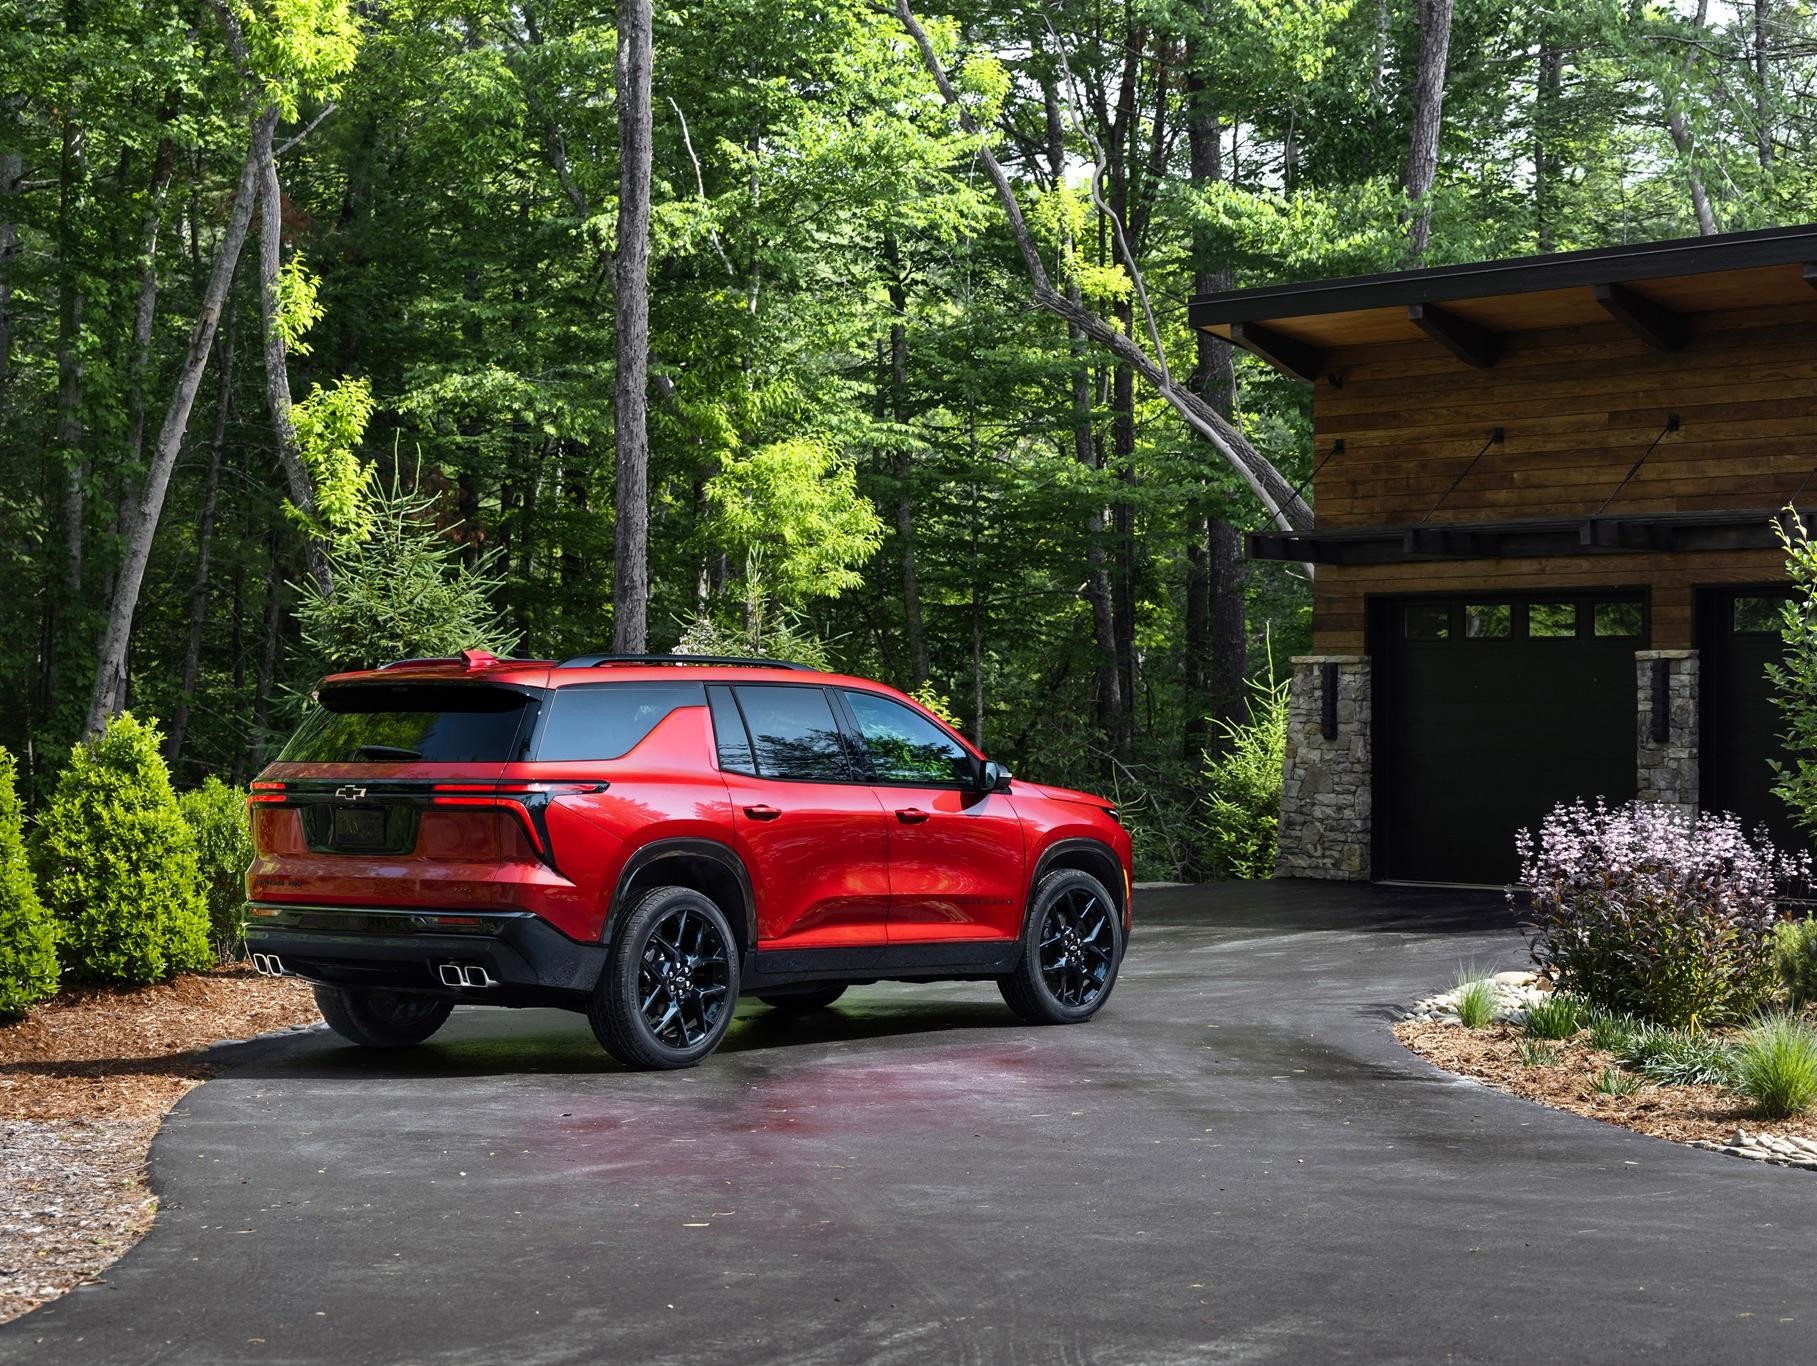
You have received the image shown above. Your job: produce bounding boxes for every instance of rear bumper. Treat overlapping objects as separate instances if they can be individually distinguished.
[244,903,607,1003]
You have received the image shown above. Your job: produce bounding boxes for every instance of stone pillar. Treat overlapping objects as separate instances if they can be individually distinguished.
[1276,655,1372,880]
[1635,650,1698,818]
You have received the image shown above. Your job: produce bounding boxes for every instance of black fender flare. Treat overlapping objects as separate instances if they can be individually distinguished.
[608,838,758,952]
[1026,837,1127,925]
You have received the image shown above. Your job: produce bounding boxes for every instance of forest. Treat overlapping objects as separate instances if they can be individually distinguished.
[4,0,1816,877]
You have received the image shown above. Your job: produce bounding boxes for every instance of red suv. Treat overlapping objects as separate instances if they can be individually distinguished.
[245,652,1132,1069]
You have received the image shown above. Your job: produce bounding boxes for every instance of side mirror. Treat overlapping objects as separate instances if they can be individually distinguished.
[977,759,1012,793]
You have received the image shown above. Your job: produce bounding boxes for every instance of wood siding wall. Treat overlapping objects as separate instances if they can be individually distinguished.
[1308,302,1817,652]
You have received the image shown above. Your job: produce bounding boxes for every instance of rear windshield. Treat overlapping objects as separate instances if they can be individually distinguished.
[279,683,541,764]
[534,682,705,761]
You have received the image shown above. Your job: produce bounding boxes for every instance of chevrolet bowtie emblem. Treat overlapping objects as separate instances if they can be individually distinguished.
[334,785,367,801]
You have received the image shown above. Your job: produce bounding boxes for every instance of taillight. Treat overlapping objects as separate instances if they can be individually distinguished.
[426,781,606,863]
[249,780,286,807]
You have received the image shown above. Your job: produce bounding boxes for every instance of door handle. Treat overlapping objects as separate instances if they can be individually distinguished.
[895,808,929,824]
[743,804,782,821]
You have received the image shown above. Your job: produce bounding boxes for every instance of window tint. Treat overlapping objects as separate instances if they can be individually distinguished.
[707,685,755,774]
[534,683,705,761]
[279,684,538,764]
[844,691,971,785]
[732,685,851,781]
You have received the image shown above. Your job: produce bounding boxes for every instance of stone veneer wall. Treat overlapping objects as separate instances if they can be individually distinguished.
[1635,650,1698,817]
[1276,655,1372,880]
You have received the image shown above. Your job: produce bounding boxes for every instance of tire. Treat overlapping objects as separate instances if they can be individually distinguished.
[589,886,740,1070]
[313,984,454,1049]
[757,984,847,1013]
[997,868,1123,1026]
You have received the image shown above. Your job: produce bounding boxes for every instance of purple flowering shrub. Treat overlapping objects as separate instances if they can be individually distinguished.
[1513,800,1811,1027]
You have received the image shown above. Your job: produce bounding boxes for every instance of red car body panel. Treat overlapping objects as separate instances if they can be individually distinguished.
[246,657,1133,1002]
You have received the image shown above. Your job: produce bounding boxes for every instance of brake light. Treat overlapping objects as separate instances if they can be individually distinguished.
[430,794,549,856]
[249,781,286,807]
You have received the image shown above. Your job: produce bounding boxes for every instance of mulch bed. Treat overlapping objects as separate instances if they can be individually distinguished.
[0,969,320,1324]
[1394,1018,1817,1146]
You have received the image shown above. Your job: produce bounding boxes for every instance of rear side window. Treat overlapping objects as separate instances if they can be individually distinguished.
[535,683,706,761]
[280,684,539,763]
[731,685,851,782]
[707,685,755,774]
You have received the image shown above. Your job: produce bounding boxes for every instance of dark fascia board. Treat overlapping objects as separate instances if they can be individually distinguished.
[1246,508,1802,565]
[1188,223,1817,331]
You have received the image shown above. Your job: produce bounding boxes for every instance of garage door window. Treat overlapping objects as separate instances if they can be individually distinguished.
[1406,604,1450,639]
[1733,596,1785,634]
[1465,604,1510,638]
[1528,602,1578,638]
[1593,601,1643,638]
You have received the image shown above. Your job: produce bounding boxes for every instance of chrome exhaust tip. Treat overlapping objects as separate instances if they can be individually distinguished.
[437,962,496,989]
[437,963,465,988]
[251,953,287,977]
[462,965,495,988]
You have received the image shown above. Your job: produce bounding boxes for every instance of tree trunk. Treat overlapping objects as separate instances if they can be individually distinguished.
[166,310,235,767]
[1664,0,1719,235]
[1206,516,1247,737]
[611,0,654,653]
[56,117,86,597]
[0,113,20,403]
[1535,44,1562,252]
[125,133,177,481]
[253,526,283,739]
[84,109,272,736]
[881,233,927,687]
[254,115,332,595]
[1754,0,1773,168]
[1402,0,1454,263]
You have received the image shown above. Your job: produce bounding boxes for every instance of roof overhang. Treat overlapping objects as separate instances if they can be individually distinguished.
[1191,224,1817,382]
[1247,509,1802,565]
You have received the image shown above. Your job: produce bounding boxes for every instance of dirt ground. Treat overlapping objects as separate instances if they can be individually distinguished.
[0,969,320,1324]
[1394,1018,1816,1145]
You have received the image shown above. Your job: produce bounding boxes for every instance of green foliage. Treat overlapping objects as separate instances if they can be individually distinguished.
[1196,667,1288,880]
[1588,1066,1644,1099]
[290,378,378,544]
[0,746,57,1019]
[1735,1015,1817,1118]
[1772,917,1817,1009]
[1452,971,1497,1030]
[178,778,255,960]
[1771,513,1817,839]
[1523,993,1585,1041]
[34,714,211,985]
[1587,1007,1644,1054]
[1515,1039,1559,1067]
[673,601,837,672]
[295,476,521,673]
[703,439,883,603]
[908,685,962,732]
[1618,1025,1738,1088]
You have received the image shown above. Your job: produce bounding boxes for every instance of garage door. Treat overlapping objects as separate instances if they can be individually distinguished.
[1698,587,1800,852]
[1374,593,1645,884]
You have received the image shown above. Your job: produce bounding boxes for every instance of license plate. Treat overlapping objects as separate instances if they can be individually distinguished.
[331,806,389,849]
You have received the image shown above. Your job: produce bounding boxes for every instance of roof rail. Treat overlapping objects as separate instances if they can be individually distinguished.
[555,653,816,672]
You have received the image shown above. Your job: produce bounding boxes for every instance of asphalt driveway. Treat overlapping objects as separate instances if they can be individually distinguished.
[5,881,1814,1365]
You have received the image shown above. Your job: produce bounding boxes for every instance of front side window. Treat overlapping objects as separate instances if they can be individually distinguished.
[280,684,539,764]
[731,685,851,782]
[534,683,705,761]
[844,691,972,785]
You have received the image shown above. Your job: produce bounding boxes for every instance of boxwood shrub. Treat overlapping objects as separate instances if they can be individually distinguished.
[0,744,57,1018]
[178,777,255,959]
[35,713,211,984]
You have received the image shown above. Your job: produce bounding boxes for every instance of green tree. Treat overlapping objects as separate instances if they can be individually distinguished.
[178,776,255,959]
[35,713,210,984]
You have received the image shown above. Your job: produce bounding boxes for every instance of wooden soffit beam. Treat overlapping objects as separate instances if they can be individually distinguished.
[1228,320,1324,383]
[1406,302,1502,368]
[1593,281,1689,351]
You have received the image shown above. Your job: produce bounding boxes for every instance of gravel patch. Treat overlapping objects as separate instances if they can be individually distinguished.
[0,970,322,1323]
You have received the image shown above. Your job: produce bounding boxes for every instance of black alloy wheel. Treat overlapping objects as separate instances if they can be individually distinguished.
[591,886,741,1069]
[998,868,1123,1025]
